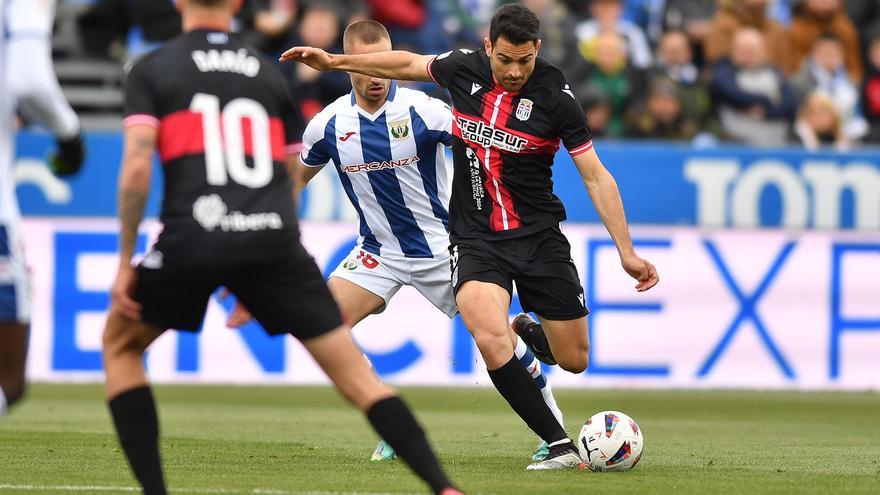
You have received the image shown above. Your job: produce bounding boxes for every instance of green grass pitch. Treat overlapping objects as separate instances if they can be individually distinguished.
[1,384,879,494]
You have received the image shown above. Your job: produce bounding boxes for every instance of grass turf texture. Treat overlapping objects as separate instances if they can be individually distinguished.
[1,385,878,494]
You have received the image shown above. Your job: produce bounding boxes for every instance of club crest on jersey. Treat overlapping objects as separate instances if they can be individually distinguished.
[388,119,411,140]
[515,99,533,121]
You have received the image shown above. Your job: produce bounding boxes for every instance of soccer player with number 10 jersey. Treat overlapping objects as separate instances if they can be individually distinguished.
[103,1,462,494]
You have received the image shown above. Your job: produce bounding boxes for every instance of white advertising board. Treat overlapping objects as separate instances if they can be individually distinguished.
[23,219,880,390]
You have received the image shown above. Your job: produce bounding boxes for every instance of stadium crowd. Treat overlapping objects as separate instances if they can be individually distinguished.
[72,0,880,149]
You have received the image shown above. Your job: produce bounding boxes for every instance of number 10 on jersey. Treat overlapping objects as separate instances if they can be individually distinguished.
[190,93,274,189]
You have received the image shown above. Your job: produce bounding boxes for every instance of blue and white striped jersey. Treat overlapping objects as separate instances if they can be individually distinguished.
[301,82,453,259]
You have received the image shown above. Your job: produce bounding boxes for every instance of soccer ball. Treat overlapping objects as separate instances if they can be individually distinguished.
[577,410,644,472]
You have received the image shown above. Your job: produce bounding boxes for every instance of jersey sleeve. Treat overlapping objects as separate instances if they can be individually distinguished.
[426,48,475,88]
[6,0,52,38]
[415,95,453,147]
[123,61,160,129]
[299,114,332,168]
[555,84,594,156]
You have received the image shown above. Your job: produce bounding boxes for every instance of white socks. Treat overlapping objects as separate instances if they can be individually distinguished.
[0,386,7,418]
[514,335,564,429]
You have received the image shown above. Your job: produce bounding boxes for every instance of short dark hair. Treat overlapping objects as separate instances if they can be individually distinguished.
[489,4,540,45]
[188,0,230,7]
[343,20,391,52]
[815,31,843,46]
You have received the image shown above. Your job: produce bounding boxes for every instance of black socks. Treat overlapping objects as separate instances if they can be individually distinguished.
[108,386,167,495]
[107,388,457,494]
[488,355,569,446]
[367,396,454,495]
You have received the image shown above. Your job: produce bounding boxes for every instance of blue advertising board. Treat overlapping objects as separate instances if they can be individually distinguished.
[15,131,880,230]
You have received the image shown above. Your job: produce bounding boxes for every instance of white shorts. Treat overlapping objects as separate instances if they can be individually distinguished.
[0,220,31,324]
[329,246,458,318]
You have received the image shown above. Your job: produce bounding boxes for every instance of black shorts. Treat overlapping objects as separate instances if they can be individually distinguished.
[450,227,589,321]
[133,243,343,340]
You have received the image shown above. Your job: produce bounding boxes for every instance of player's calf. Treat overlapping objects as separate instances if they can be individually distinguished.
[0,323,29,415]
[102,313,163,398]
[519,315,590,374]
[304,326,460,494]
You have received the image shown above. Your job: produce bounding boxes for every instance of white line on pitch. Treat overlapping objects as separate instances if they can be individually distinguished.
[0,485,419,495]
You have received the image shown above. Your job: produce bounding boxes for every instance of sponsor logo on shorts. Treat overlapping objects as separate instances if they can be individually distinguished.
[193,194,283,233]
[141,250,163,269]
[450,245,459,287]
[342,259,359,270]
[357,251,379,269]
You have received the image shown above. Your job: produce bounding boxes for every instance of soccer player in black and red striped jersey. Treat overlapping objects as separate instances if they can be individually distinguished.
[280,4,659,470]
[102,1,462,494]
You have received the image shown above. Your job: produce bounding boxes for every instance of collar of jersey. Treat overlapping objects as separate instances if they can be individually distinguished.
[349,81,398,120]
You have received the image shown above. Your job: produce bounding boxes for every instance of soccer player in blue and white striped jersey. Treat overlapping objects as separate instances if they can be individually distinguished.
[0,0,84,419]
[297,21,566,463]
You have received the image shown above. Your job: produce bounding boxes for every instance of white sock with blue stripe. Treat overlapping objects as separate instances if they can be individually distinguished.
[0,386,7,418]
[514,336,564,430]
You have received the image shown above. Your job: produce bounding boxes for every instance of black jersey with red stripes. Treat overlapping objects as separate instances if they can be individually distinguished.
[427,49,593,241]
[123,29,306,263]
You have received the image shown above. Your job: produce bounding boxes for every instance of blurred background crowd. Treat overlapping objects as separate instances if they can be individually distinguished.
[52,0,880,150]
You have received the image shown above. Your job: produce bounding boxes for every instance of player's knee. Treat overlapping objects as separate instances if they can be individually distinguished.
[102,312,148,356]
[464,316,508,347]
[558,348,589,374]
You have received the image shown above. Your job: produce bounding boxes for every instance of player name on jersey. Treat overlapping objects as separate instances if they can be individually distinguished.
[191,48,260,77]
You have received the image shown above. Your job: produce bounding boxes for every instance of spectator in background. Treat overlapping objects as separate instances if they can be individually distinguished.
[786,0,862,82]
[576,0,653,70]
[578,87,613,138]
[585,31,647,137]
[862,31,880,143]
[767,0,795,27]
[844,0,880,49]
[653,31,711,129]
[284,2,350,118]
[78,0,181,58]
[704,0,787,69]
[624,80,699,140]
[789,33,867,141]
[656,0,716,60]
[794,91,849,150]
[522,0,589,83]
[663,1,716,38]
[365,0,425,51]
[710,28,796,147]
[238,0,298,55]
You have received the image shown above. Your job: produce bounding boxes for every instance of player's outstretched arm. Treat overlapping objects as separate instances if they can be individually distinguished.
[573,149,659,292]
[280,47,435,83]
